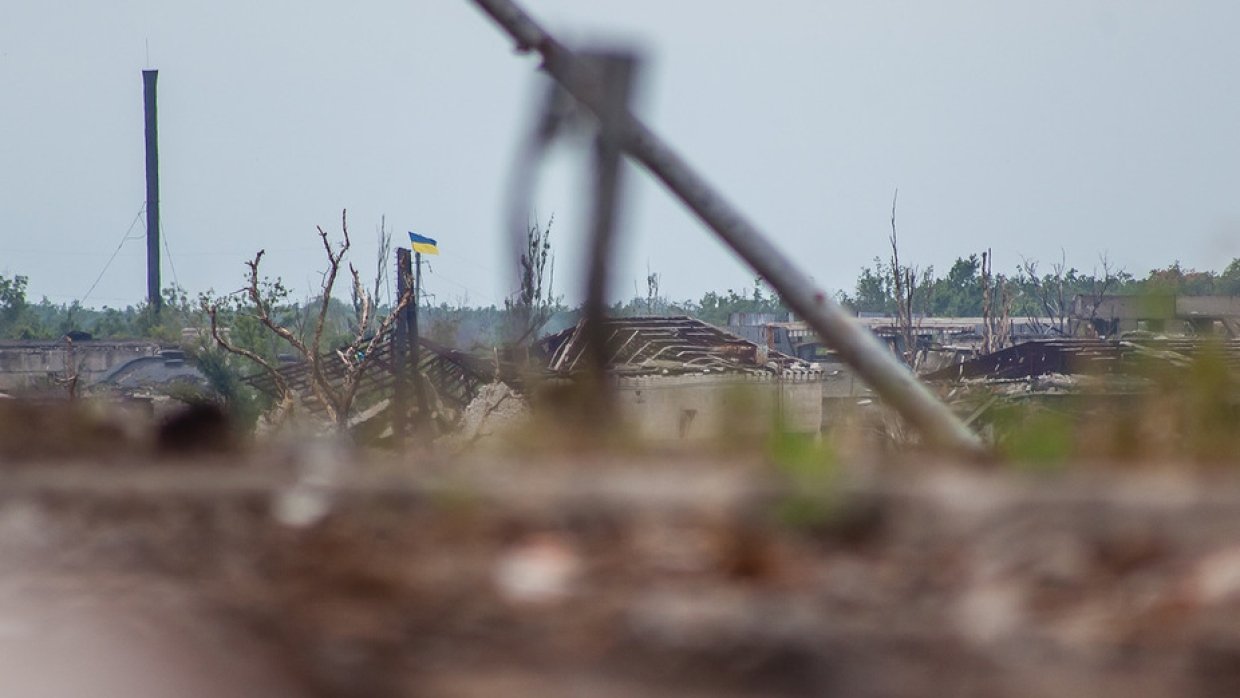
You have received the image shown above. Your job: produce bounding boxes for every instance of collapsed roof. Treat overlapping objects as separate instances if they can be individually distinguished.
[540,316,819,376]
[244,336,495,419]
[244,316,820,425]
[97,349,209,392]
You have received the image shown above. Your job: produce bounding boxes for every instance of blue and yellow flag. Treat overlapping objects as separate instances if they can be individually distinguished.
[408,232,439,255]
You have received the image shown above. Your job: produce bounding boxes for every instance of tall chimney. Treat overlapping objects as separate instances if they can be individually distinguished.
[142,70,161,313]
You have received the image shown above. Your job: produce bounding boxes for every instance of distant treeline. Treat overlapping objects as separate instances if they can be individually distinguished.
[837,256,1240,317]
[2,256,1239,347]
[0,280,366,360]
[0,272,787,351]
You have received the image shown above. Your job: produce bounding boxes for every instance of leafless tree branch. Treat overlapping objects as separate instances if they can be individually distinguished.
[204,302,291,405]
[888,189,918,366]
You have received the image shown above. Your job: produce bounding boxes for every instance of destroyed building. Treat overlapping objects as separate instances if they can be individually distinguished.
[728,293,1240,386]
[729,314,1048,364]
[1076,294,1240,337]
[540,316,824,441]
[244,335,498,439]
[924,337,1240,383]
[0,338,165,393]
[244,316,825,443]
[916,336,1240,444]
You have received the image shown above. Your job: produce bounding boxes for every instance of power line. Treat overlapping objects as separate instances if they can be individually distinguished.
[159,211,180,290]
[81,203,146,306]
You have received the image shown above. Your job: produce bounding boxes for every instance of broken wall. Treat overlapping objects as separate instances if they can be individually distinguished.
[613,373,822,442]
[0,341,163,392]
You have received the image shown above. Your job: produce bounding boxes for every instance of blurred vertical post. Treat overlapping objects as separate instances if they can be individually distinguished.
[142,70,162,314]
[581,51,639,412]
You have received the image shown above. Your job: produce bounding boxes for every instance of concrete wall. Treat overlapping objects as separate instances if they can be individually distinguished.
[1079,295,1176,321]
[1073,294,1240,322]
[1176,296,1240,318]
[0,341,162,392]
[613,372,822,442]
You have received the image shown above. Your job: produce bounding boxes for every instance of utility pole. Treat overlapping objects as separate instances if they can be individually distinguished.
[394,247,431,439]
[393,248,413,439]
[142,70,162,313]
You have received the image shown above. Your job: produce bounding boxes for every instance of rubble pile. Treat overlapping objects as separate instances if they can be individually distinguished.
[451,381,530,446]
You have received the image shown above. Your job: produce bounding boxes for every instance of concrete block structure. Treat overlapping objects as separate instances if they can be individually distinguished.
[0,340,163,392]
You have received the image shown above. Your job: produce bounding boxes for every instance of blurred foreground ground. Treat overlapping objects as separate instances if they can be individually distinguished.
[2,451,1240,697]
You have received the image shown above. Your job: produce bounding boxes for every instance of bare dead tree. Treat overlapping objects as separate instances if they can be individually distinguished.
[980,249,1013,354]
[355,214,392,335]
[205,302,295,421]
[1077,252,1121,336]
[1019,250,1070,336]
[645,264,661,315]
[1018,251,1123,338]
[504,214,557,345]
[889,189,919,366]
[982,250,994,353]
[1046,253,1068,334]
[997,282,1013,348]
[206,210,413,430]
[54,335,80,401]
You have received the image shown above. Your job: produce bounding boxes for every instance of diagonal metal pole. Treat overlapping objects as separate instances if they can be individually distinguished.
[467,0,984,455]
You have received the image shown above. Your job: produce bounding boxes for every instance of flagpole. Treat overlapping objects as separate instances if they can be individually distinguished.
[411,251,429,428]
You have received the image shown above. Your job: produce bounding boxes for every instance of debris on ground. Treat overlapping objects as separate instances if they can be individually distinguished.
[448,381,530,448]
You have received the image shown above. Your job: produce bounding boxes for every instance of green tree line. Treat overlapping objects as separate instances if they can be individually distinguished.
[4,257,1240,348]
[837,256,1240,317]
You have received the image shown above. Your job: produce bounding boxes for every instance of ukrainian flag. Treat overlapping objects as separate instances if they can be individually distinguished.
[408,232,439,255]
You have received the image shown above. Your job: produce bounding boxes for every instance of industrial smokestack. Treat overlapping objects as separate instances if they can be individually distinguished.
[142,69,161,313]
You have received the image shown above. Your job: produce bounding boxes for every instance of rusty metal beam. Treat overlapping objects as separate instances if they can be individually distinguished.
[467,0,984,455]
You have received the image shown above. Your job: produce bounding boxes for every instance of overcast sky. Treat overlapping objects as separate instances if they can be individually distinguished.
[3,1,1240,310]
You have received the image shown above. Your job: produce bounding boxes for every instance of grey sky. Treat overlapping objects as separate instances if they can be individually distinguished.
[3,1,1239,310]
